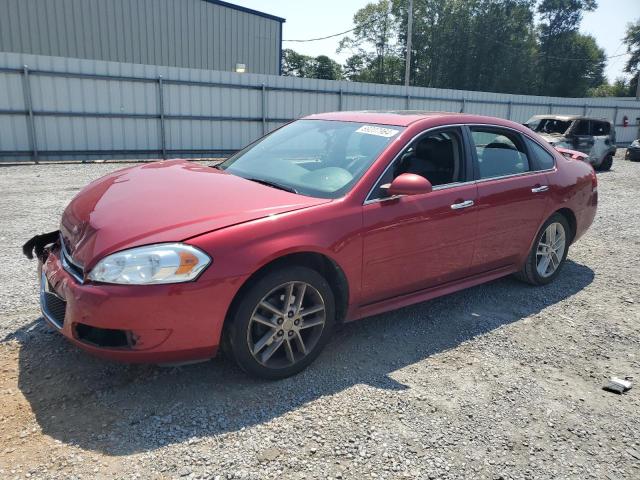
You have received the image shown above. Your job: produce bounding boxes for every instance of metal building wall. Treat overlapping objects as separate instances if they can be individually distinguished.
[0,0,283,75]
[1,52,639,162]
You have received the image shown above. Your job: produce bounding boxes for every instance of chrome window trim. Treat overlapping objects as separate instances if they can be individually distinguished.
[363,122,557,205]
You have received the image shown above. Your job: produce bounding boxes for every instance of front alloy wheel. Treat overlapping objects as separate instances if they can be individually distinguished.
[248,281,326,369]
[225,266,335,379]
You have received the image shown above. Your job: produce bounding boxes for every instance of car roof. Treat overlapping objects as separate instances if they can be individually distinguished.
[528,114,610,123]
[304,110,519,127]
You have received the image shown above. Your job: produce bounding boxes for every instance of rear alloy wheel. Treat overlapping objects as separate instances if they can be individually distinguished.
[516,213,570,285]
[225,266,335,379]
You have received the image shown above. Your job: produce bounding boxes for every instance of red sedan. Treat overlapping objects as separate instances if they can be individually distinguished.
[25,112,598,379]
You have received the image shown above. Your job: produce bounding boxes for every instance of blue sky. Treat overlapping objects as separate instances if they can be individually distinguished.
[234,0,640,82]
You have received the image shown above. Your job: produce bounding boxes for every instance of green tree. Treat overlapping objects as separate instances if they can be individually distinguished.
[587,78,633,97]
[338,0,403,84]
[334,0,606,97]
[282,49,315,77]
[282,49,343,80]
[313,55,343,80]
[623,19,640,96]
[536,0,603,95]
[391,0,537,93]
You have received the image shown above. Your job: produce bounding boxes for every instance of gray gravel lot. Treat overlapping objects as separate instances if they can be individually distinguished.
[0,151,639,479]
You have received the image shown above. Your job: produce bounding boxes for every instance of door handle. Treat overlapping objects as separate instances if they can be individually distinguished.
[531,185,549,193]
[450,200,474,210]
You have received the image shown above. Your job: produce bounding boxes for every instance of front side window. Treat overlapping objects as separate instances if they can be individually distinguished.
[220,120,403,199]
[525,137,556,170]
[470,128,530,179]
[369,128,465,199]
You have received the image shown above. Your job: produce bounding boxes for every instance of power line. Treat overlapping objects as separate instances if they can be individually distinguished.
[285,24,630,62]
[283,18,380,43]
[284,25,362,43]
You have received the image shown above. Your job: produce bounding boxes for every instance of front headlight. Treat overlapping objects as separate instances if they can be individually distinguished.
[87,243,211,285]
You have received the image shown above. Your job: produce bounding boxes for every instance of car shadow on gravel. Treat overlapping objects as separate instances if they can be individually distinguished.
[10,260,594,455]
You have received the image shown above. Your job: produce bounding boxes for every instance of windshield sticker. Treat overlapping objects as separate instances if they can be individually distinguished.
[355,125,400,138]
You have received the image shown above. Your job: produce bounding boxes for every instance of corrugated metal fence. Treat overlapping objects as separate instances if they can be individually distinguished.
[1,52,639,163]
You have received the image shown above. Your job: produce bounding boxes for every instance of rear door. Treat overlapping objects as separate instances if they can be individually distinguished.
[468,126,551,272]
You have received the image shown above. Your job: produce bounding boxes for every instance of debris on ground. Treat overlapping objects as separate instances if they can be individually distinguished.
[603,377,633,394]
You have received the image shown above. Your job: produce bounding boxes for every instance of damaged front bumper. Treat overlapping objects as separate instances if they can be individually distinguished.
[24,232,224,363]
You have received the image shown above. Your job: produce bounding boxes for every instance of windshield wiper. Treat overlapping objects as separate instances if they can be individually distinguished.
[245,177,298,194]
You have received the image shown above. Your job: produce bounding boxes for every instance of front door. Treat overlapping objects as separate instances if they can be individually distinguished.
[360,127,478,305]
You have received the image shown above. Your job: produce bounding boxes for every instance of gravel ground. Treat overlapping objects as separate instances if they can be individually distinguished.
[0,151,639,479]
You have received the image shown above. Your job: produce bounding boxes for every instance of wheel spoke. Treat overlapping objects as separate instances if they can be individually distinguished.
[548,223,557,244]
[552,232,565,248]
[260,300,283,317]
[284,283,295,310]
[300,317,324,329]
[284,339,296,364]
[261,337,284,363]
[301,305,324,317]
[252,313,277,328]
[294,283,307,311]
[293,331,307,354]
[538,254,551,276]
[253,330,274,355]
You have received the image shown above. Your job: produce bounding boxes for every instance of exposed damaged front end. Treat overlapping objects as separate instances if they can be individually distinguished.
[22,230,60,262]
[22,230,225,363]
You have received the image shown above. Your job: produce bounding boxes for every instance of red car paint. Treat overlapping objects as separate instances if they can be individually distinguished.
[40,112,597,363]
[554,146,590,161]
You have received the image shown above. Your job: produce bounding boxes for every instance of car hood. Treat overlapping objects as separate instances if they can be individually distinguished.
[60,160,329,268]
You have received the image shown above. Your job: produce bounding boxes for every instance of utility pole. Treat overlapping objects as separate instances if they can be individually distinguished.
[404,0,413,87]
[636,73,640,100]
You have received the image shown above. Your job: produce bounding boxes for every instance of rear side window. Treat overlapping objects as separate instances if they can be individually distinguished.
[525,138,556,170]
[592,121,610,136]
[573,120,590,135]
[470,128,530,179]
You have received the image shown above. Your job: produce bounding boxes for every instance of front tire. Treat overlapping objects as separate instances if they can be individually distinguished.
[516,213,571,286]
[597,154,613,171]
[225,266,335,380]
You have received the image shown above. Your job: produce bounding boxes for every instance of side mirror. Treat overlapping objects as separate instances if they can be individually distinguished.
[384,173,433,197]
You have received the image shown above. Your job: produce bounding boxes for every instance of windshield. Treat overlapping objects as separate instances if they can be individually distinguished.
[526,117,572,135]
[219,120,403,199]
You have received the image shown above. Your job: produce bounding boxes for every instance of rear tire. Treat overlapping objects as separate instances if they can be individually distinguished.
[597,154,613,171]
[224,266,335,380]
[516,213,571,286]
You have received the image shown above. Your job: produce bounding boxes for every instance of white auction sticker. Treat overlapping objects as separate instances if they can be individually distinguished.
[355,125,400,138]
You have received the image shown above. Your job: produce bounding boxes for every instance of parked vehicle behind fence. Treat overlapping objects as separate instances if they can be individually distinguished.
[24,111,598,379]
[525,115,616,171]
[626,139,640,161]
